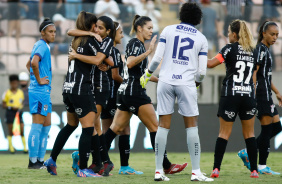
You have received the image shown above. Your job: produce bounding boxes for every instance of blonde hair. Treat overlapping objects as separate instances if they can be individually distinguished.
[230,19,255,52]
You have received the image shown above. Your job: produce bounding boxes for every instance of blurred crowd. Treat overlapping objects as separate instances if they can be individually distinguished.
[0,0,282,71]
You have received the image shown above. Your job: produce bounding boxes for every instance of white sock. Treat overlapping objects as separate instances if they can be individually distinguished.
[30,157,37,163]
[155,127,169,174]
[38,157,44,162]
[186,127,201,171]
[258,165,266,170]
[192,168,202,176]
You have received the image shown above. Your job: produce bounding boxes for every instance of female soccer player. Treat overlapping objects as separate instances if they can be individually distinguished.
[141,3,213,181]
[207,19,259,178]
[44,11,111,177]
[68,15,115,176]
[104,14,187,176]
[26,18,55,169]
[238,21,282,175]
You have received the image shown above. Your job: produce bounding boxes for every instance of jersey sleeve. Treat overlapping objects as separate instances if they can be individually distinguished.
[256,45,266,65]
[110,48,120,69]
[199,37,208,56]
[218,44,232,63]
[126,40,142,57]
[99,37,113,58]
[2,90,8,102]
[33,43,46,61]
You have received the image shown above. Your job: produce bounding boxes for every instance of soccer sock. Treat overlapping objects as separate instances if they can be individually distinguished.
[186,127,201,172]
[79,127,94,170]
[155,127,169,173]
[119,135,130,166]
[21,136,27,151]
[50,124,77,162]
[99,134,111,164]
[28,123,43,163]
[105,128,117,150]
[213,137,228,171]
[271,121,282,138]
[150,131,171,169]
[91,135,102,166]
[258,124,272,165]
[245,137,258,172]
[38,125,51,162]
[7,136,14,152]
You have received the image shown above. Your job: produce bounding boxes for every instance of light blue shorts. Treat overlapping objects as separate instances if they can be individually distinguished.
[29,91,52,116]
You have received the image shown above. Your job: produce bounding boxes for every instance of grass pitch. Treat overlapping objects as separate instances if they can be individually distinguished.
[0,152,281,183]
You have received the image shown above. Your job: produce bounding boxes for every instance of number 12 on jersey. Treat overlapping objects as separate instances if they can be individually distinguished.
[172,36,194,61]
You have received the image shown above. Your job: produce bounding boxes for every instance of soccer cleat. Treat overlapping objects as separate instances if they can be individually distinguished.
[154,171,170,181]
[101,162,114,176]
[238,149,251,170]
[71,151,80,174]
[89,163,103,173]
[118,166,144,175]
[44,157,57,175]
[28,160,43,169]
[77,168,102,177]
[164,163,188,174]
[258,166,280,175]
[191,173,214,182]
[37,160,47,169]
[210,168,220,178]
[9,146,15,154]
[250,170,259,178]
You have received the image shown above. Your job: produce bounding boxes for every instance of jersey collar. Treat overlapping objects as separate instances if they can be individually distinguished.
[180,22,195,27]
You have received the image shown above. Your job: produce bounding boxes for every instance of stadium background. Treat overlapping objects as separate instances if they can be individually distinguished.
[0,0,282,153]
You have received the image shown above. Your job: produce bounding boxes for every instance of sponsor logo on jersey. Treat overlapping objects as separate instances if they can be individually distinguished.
[246,108,257,116]
[260,51,265,61]
[271,104,275,113]
[173,60,188,65]
[225,110,235,119]
[176,25,197,33]
[172,74,182,79]
[117,103,121,106]
[44,105,48,111]
[110,109,116,116]
[89,43,97,55]
[63,82,75,90]
[133,46,139,55]
[223,47,231,58]
[232,86,252,92]
[101,41,107,50]
[75,108,82,115]
[129,106,136,112]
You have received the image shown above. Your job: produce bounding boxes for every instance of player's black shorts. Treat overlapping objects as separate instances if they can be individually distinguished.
[5,110,23,124]
[116,92,152,116]
[94,88,110,109]
[101,97,117,119]
[63,93,97,118]
[256,97,279,120]
[217,96,256,122]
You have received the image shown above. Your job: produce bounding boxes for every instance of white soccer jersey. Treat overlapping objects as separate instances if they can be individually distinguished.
[150,23,208,86]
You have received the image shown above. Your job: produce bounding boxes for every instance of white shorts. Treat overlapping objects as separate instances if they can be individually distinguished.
[157,81,199,117]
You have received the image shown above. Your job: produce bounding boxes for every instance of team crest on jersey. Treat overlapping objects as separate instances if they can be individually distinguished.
[225,110,235,119]
[75,108,82,115]
[129,106,136,113]
[44,105,48,111]
[246,108,257,116]
[110,109,116,116]
[271,104,275,113]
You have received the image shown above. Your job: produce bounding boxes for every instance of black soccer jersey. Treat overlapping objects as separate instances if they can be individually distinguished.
[255,43,273,101]
[106,47,124,98]
[63,36,99,95]
[92,37,113,93]
[219,42,257,97]
[118,38,148,95]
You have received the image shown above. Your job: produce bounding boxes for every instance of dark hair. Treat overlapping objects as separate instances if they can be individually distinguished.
[113,21,120,39]
[72,11,98,50]
[39,18,54,32]
[9,74,19,82]
[257,21,278,44]
[98,16,115,40]
[130,15,151,35]
[230,19,255,52]
[179,3,202,26]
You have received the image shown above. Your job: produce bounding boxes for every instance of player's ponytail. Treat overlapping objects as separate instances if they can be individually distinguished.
[72,11,97,50]
[257,21,278,45]
[230,19,255,52]
[130,15,151,36]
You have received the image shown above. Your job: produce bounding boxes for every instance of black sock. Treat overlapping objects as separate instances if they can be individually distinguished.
[271,121,282,139]
[119,135,130,166]
[51,124,77,162]
[258,124,272,165]
[91,135,102,166]
[105,128,117,150]
[99,134,111,164]
[245,137,258,172]
[150,132,171,169]
[213,137,228,171]
[79,127,94,170]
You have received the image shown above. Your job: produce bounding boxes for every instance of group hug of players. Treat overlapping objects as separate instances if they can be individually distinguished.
[26,2,282,182]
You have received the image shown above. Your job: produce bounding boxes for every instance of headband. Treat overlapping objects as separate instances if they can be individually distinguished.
[263,21,276,32]
[40,23,54,32]
[116,24,120,30]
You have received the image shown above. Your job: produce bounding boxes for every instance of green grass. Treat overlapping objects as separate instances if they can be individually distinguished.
[0,152,281,183]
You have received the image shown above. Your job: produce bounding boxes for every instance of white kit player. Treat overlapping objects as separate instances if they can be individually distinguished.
[140,3,213,182]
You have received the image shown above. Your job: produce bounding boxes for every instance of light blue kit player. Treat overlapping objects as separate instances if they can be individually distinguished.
[26,18,56,169]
